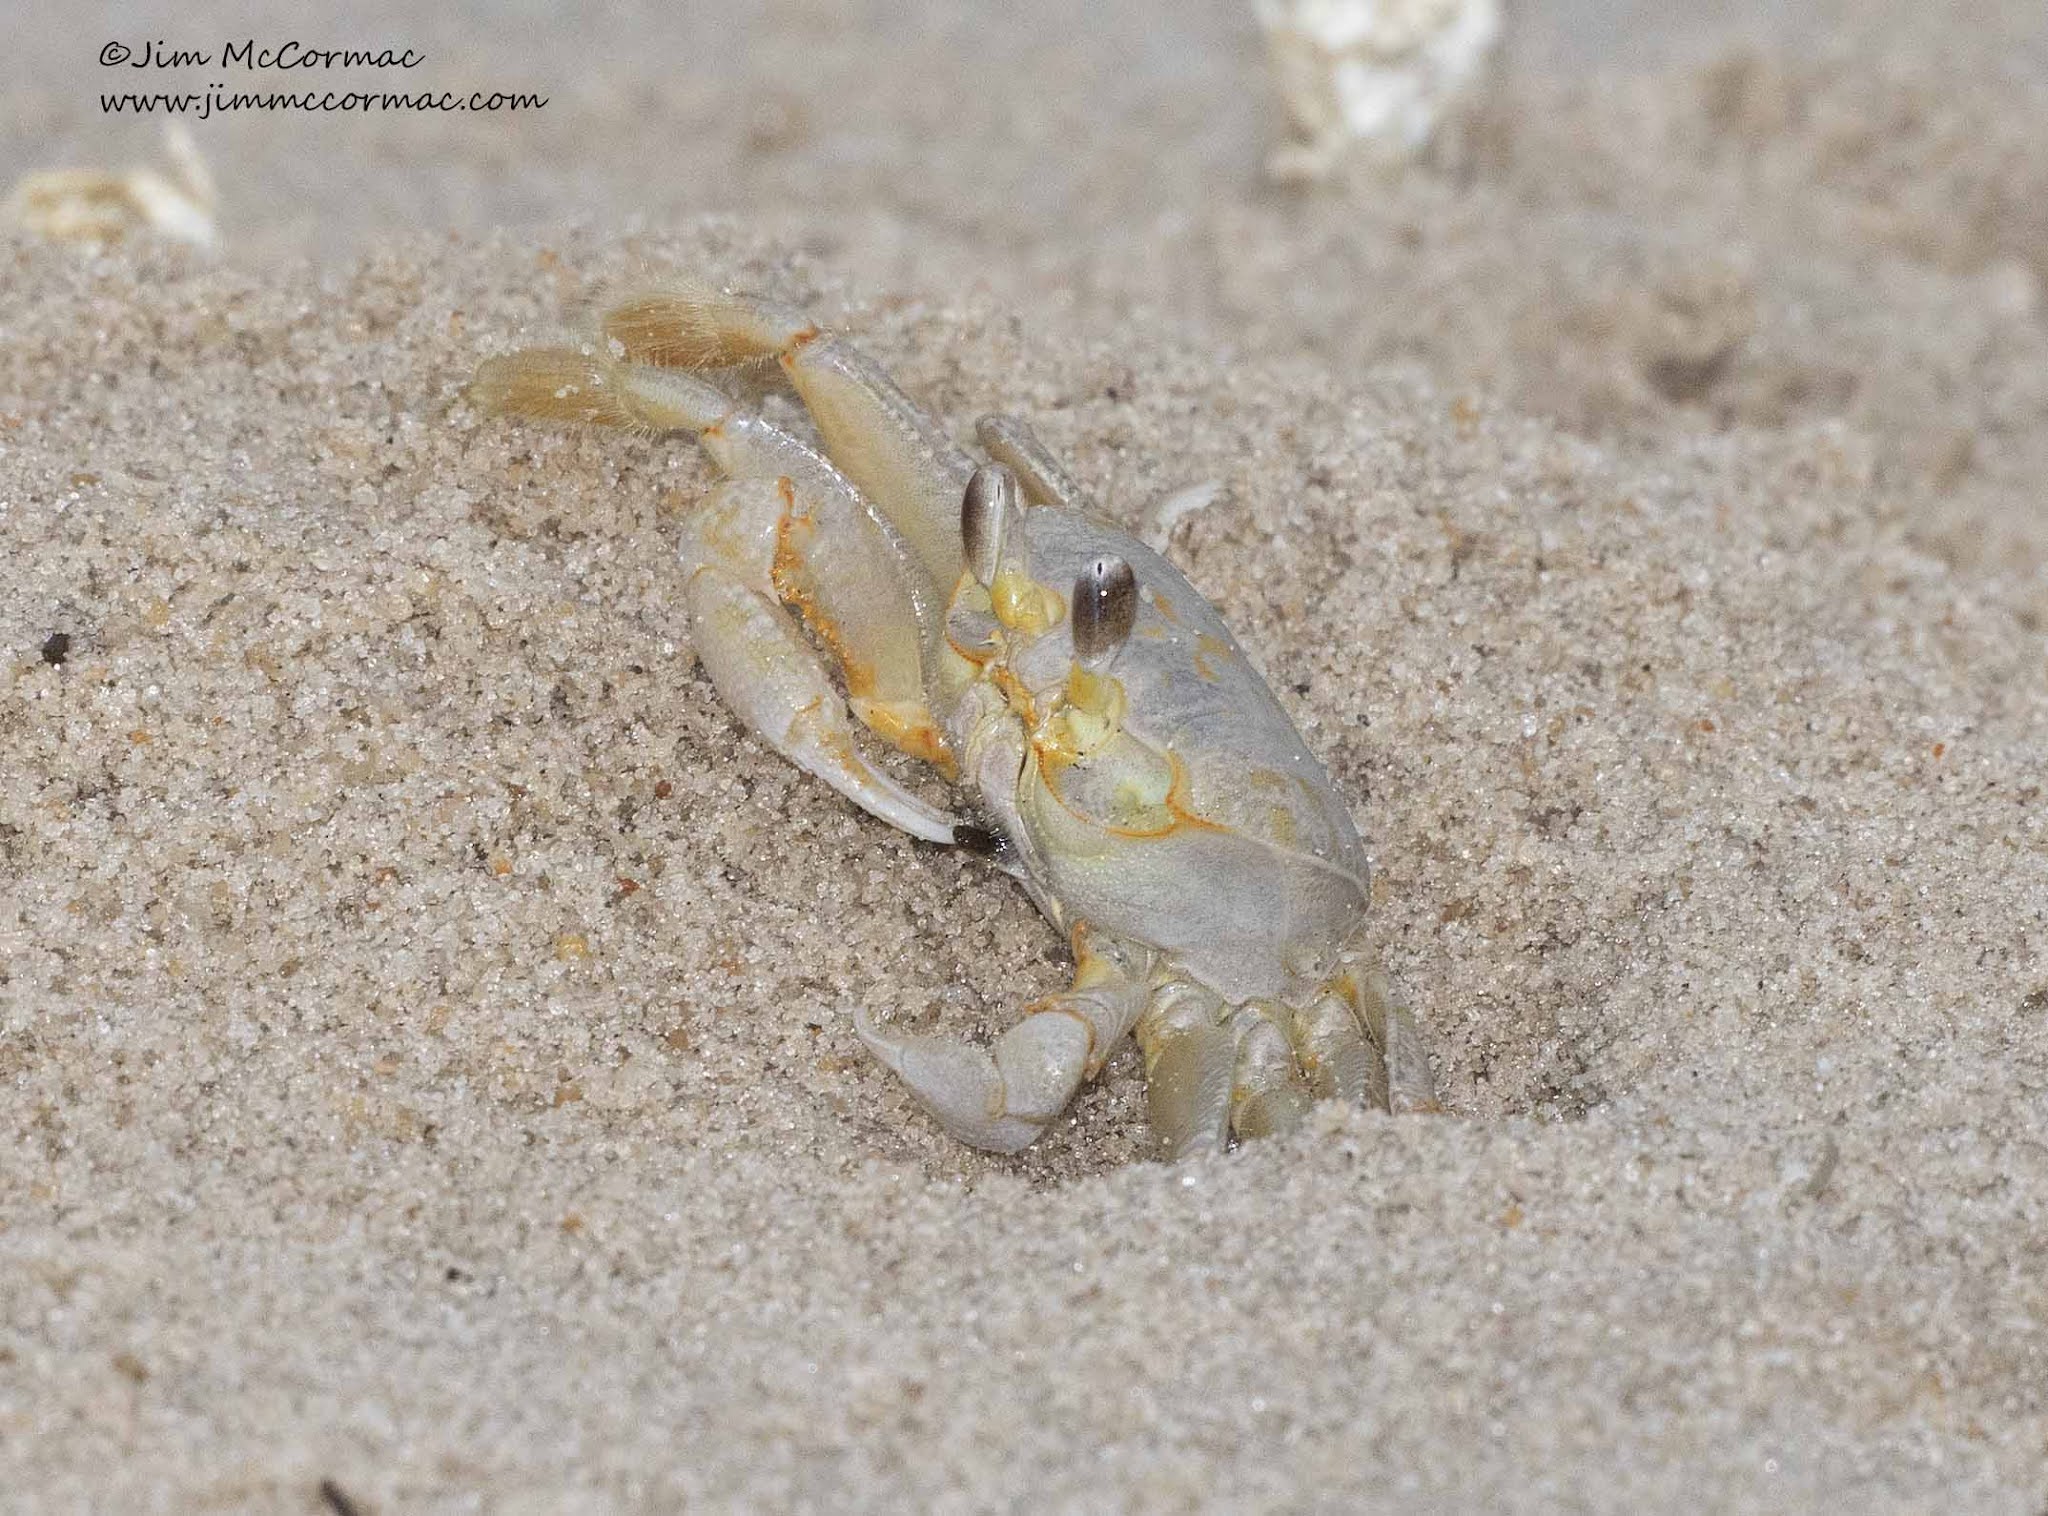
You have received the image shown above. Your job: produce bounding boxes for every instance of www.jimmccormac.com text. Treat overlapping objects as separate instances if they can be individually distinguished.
[101,84,547,118]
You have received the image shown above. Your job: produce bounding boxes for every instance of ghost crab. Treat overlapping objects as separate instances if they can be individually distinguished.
[471,283,1439,1156]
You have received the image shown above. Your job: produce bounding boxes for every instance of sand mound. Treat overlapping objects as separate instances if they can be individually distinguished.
[4,1,2044,1508]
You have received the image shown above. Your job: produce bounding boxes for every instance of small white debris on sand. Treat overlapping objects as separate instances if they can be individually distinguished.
[6,123,218,248]
[1255,0,1502,180]
[1144,479,1225,552]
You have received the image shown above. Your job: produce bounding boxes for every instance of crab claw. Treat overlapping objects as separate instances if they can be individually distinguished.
[853,924,1156,1153]
[852,1005,1089,1154]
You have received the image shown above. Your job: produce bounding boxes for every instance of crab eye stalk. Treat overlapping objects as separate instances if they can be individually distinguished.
[961,463,1021,587]
[968,461,1063,634]
[1071,555,1137,671]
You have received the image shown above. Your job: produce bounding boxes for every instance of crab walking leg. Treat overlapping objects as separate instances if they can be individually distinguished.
[470,346,955,769]
[683,478,960,844]
[471,346,742,433]
[1227,1001,1315,1141]
[1289,987,1380,1109]
[975,414,1090,514]
[1347,969,1444,1115]
[1135,978,1236,1160]
[854,925,1154,1154]
[474,343,858,501]
[601,288,978,593]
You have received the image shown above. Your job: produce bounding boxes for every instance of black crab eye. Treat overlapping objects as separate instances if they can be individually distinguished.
[1071,555,1136,670]
[961,464,1021,587]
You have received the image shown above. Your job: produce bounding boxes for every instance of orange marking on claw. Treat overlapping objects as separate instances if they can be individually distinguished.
[776,327,823,371]
[860,702,959,778]
[771,489,872,695]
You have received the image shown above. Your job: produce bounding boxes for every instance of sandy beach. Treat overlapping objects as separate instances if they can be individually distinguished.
[3,1,2045,1509]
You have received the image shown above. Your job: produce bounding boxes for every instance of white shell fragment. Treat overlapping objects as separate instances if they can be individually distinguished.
[6,124,219,249]
[1254,0,1502,180]
[1142,479,1224,554]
